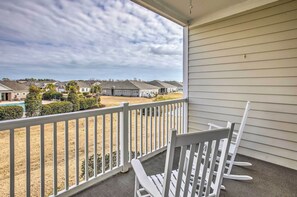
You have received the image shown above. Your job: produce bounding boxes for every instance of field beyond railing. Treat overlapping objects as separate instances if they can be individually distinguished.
[0,98,187,197]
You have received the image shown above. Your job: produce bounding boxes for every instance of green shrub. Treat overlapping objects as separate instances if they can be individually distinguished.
[68,92,80,111]
[40,101,73,116]
[25,85,42,117]
[0,106,23,120]
[79,98,97,110]
[81,151,139,179]
[42,91,62,100]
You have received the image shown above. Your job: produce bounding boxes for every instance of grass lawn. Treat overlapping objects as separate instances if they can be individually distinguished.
[0,93,183,196]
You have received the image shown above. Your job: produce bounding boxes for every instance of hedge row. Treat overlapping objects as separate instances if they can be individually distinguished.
[0,106,23,120]
[40,101,73,116]
[79,98,97,110]
[42,91,63,100]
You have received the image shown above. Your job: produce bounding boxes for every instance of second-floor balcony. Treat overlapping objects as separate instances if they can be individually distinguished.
[1,98,297,197]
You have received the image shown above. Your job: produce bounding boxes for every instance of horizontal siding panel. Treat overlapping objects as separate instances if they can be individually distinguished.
[240,140,297,161]
[189,98,297,114]
[238,147,297,170]
[188,104,297,123]
[189,28,297,54]
[189,58,297,73]
[189,77,297,86]
[242,133,297,151]
[189,39,297,60]
[188,117,297,143]
[189,0,296,35]
[188,92,297,105]
[189,85,297,96]
[190,19,297,47]
[188,111,297,133]
[189,67,297,79]
[189,48,297,65]
[244,125,297,143]
[190,8,297,41]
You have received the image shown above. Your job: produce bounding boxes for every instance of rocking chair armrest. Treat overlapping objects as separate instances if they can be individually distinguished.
[131,159,161,197]
[208,123,224,129]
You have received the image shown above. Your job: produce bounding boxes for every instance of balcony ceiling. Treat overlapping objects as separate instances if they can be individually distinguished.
[131,0,279,27]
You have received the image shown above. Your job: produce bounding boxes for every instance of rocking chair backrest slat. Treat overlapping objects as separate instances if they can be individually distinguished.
[183,144,197,197]
[205,140,220,196]
[162,124,234,197]
[175,146,187,196]
[190,143,204,197]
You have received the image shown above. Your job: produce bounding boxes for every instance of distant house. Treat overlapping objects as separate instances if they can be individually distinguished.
[55,82,67,93]
[101,80,159,97]
[76,81,91,93]
[0,81,29,101]
[147,80,177,94]
[0,83,12,101]
[164,81,183,92]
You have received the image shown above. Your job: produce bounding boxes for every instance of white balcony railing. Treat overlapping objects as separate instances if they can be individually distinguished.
[0,98,187,197]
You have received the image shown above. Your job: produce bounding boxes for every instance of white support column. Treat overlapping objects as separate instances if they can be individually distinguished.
[183,26,189,134]
[120,102,129,172]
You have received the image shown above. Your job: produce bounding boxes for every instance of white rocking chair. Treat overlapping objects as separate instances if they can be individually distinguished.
[208,101,252,181]
[131,124,235,197]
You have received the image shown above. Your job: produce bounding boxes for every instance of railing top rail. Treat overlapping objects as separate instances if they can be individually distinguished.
[0,98,188,131]
[0,106,123,131]
[128,98,187,110]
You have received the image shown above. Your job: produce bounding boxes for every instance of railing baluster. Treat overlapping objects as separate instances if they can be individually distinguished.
[75,119,79,186]
[150,107,152,153]
[173,103,176,129]
[94,116,98,176]
[179,102,182,134]
[102,115,106,173]
[26,126,30,197]
[176,103,178,132]
[129,110,132,161]
[145,108,148,155]
[162,105,165,147]
[40,124,45,197]
[140,109,143,157]
[166,105,169,144]
[53,122,57,196]
[116,112,120,167]
[158,106,161,149]
[171,104,173,130]
[10,129,15,197]
[134,110,137,158]
[65,121,69,190]
[154,107,157,151]
[117,112,120,167]
[110,113,113,170]
[85,118,89,181]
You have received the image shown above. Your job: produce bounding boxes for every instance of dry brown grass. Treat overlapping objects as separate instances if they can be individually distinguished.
[0,93,183,196]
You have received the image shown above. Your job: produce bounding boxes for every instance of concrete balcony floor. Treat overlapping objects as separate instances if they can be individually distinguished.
[73,149,297,197]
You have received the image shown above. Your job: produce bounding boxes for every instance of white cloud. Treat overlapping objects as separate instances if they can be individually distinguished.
[0,0,183,80]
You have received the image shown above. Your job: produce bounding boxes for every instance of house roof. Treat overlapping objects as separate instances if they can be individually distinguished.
[164,81,183,87]
[101,80,139,90]
[0,83,13,92]
[101,80,159,90]
[148,80,177,88]
[76,81,91,88]
[130,81,159,90]
[0,81,29,91]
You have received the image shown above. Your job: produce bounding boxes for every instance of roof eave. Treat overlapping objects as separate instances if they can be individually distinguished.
[130,0,189,26]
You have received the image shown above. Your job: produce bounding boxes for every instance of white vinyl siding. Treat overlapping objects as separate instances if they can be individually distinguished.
[188,0,297,170]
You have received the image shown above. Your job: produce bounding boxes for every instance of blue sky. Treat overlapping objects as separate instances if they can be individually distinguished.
[0,0,183,81]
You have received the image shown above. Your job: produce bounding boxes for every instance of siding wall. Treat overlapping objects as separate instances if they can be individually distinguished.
[188,0,297,170]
